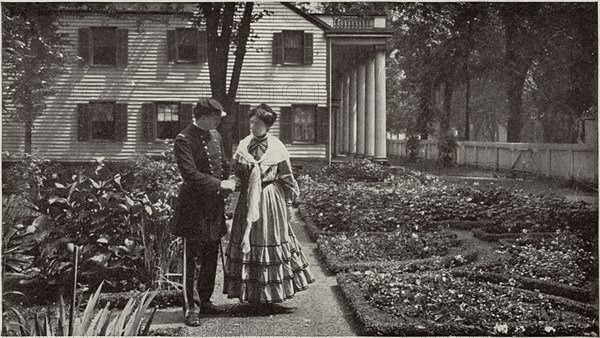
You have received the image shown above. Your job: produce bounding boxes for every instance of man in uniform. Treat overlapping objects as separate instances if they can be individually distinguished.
[172,97,235,326]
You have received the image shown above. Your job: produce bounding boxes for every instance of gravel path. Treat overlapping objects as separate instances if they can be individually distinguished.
[151,207,359,336]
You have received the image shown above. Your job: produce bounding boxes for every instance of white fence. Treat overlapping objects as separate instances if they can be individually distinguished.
[387,139,598,183]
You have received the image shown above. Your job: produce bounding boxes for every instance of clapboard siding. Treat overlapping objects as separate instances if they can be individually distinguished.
[2,2,327,161]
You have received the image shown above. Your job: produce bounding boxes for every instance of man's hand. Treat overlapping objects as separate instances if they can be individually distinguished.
[220,179,235,192]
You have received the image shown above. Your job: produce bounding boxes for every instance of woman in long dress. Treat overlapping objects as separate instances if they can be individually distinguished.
[223,103,314,303]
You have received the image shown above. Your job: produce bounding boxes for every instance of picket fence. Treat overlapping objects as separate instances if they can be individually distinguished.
[387,139,598,183]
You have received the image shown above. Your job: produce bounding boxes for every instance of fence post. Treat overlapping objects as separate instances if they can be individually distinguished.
[475,145,479,168]
[495,146,500,171]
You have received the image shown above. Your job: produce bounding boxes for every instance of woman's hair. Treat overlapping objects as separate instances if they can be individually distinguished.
[248,103,277,128]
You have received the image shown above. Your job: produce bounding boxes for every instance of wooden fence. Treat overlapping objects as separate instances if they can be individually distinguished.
[387,139,598,183]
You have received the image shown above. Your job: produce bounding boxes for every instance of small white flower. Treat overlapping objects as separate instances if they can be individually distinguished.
[97,238,109,244]
[494,323,509,334]
[124,238,134,247]
[411,233,419,239]
[544,326,555,333]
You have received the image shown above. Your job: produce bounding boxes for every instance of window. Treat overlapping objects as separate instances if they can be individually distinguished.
[78,102,128,142]
[156,103,180,139]
[90,102,116,140]
[91,27,117,65]
[78,27,128,66]
[167,28,207,64]
[283,31,304,64]
[292,105,316,142]
[141,103,194,142]
[279,104,328,144]
[272,31,313,65]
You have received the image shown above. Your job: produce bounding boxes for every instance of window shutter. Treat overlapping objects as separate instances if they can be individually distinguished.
[316,106,329,144]
[116,29,129,67]
[114,104,128,142]
[77,104,91,141]
[141,103,156,142]
[198,30,207,63]
[237,104,251,142]
[279,106,294,144]
[180,103,194,131]
[78,28,91,65]
[303,32,313,65]
[272,32,283,65]
[167,30,176,62]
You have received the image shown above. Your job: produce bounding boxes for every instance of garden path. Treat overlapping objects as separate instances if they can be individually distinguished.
[150,206,360,336]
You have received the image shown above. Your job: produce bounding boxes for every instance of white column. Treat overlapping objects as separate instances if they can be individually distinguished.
[336,80,344,155]
[357,63,366,157]
[349,69,357,155]
[374,47,387,162]
[343,74,350,153]
[365,57,375,158]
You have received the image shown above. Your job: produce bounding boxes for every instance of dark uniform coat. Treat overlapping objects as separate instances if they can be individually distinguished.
[172,125,230,241]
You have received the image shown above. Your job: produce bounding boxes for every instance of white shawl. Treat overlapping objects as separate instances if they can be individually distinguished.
[234,134,291,226]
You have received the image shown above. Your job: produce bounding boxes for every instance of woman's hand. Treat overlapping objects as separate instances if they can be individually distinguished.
[241,234,251,254]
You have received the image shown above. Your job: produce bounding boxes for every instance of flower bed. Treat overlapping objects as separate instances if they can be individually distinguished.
[338,270,597,336]
[450,268,593,304]
[318,230,461,263]
[476,232,598,290]
[298,168,598,235]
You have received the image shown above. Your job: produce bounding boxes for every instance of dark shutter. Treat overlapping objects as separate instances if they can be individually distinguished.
[114,104,128,142]
[78,28,91,65]
[237,104,251,142]
[116,29,129,67]
[167,30,176,62]
[316,106,329,144]
[141,103,156,142]
[180,103,194,131]
[272,32,283,65]
[198,30,207,63]
[279,106,294,144]
[77,104,91,141]
[303,32,313,65]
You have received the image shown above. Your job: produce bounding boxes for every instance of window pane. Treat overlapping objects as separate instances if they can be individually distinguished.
[157,103,180,139]
[292,106,315,142]
[179,29,198,46]
[92,28,117,65]
[283,31,303,64]
[93,46,116,65]
[178,46,198,62]
[92,28,116,46]
[90,103,115,140]
[157,122,180,140]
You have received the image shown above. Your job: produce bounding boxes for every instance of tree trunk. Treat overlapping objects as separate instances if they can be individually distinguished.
[505,70,527,143]
[442,79,453,133]
[201,2,254,159]
[24,119,33,155]
[501,11,532,143]
[417,81,433,140]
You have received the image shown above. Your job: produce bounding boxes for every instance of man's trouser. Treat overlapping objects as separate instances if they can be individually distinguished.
[182,238,219,316]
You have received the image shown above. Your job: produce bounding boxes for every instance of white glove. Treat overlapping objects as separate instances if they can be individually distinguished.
[220,179,235,192]
[241,234,251,254]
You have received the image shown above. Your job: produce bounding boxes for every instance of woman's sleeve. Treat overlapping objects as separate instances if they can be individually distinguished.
[277,159,300,203]
[228,157,246,191]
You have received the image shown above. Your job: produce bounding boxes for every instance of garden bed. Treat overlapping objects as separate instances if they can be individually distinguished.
[337,270,597,336]
[315,230,479,273]
[450,268,594,304]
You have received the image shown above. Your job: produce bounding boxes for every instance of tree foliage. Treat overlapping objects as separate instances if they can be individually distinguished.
[314,2,596,143]
[2,3,71,154]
